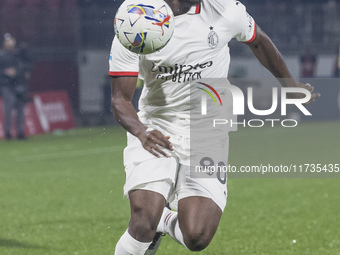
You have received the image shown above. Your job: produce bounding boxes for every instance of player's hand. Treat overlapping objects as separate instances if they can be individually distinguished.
[138,129,173,158]
[288,82,321,105]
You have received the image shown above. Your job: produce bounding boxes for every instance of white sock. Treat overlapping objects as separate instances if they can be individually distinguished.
[115,229,152,255]
[157,207,187,247]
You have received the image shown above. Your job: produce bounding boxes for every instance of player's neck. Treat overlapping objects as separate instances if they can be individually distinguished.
[165,0,200,16]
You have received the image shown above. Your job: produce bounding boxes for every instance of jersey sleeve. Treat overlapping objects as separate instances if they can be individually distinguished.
[231,1,257,44]
[108,36,139,77]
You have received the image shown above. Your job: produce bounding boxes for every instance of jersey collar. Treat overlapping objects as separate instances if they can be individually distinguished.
[187,3,201,15]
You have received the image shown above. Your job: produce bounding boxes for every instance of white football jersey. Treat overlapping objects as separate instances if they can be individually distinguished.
[109,0,256,138]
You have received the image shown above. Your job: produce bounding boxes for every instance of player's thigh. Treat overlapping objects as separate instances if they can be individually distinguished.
[128,180,171,222]
[129,189,166,219]
[128,189,166,242]
[178,196,222,234]
[124,131,178,241]
[175,164,226,248]
[178,196,222,250]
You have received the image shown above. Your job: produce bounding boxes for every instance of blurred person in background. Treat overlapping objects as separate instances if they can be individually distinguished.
[0,33,31,140]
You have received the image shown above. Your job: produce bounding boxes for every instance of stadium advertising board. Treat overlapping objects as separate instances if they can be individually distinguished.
[0,91,75,139]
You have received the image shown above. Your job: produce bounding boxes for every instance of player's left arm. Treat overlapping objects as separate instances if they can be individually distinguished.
[247,25,321,105]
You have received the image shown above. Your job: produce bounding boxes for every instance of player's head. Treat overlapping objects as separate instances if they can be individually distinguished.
[3,33,16,51]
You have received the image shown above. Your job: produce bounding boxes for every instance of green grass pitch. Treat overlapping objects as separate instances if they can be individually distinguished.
[0,122,339,255]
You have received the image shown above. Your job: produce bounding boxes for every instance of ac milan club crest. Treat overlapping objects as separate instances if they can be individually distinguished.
[208,26,219,48]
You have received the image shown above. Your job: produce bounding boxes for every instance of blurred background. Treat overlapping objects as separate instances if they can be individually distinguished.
[0,0,339,136]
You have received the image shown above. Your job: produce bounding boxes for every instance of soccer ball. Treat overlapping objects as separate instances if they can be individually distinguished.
[114,0,174,54]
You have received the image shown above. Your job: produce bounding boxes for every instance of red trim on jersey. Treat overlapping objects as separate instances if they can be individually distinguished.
[195,3,201,14]
[109,71,138,77]
[242,22,257,44]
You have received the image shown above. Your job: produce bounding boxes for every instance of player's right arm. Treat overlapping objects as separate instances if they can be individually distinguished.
[110,76,143,137]
[111,77,173,157]
[109,37,172,157]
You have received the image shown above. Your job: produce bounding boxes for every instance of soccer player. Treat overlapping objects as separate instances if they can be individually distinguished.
[109,0,320,254]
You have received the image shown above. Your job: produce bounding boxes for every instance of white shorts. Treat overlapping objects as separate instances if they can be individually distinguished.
[123,132,228,212]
